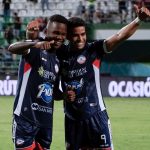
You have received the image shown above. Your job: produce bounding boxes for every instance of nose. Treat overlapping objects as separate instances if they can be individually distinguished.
[78,35,83,42]
[56,34,64,40]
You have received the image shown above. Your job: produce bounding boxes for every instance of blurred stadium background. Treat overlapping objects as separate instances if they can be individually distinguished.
[0,0,150,149]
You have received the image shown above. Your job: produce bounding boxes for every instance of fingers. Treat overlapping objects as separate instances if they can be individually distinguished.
[66,90,76,102]
[27,20,39,31]
[35,41,54,50]
[133,4,140,14]
[64,86,76,102]
[67,86,75,91]
[144,7,150,16]
[136,6,150,20]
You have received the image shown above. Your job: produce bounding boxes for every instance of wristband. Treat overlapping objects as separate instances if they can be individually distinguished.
[134,17,141,24]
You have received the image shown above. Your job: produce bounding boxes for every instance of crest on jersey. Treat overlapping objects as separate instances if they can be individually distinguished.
[37,83,53,103]
[77,55,86,64]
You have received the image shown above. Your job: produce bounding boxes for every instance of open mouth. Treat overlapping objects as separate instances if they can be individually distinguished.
[55,41,62,45]
[54,41,63,46]
[76,43,84,48]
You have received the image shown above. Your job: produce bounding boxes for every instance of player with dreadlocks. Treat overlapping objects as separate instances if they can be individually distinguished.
[8,14,68,150]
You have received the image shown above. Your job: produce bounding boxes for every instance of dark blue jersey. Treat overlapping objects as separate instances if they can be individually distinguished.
[58,40,107,120]
[13,48,60,127]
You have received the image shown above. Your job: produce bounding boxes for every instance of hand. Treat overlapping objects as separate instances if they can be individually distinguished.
[65,87,76,102]
[35,41,55,50]
[27,20,39,31]
[134,4,150,21]
[26,20,40,40]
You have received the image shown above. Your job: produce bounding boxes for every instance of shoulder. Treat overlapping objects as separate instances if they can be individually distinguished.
[24,47,41,60]
[87,40,104,50]
[56,43,69,59]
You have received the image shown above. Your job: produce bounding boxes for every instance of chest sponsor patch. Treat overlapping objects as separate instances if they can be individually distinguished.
[37,83,53,103]
[65,78,84,95]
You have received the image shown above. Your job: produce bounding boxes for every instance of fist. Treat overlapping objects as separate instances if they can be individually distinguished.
[134,4,150,21]
[26,20,39,40]
[27,20,39,31]
[66,90,76,102]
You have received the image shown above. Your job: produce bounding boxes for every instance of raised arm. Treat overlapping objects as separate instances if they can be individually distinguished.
[8,41,37,55]
[8,40,54,55]
[105,5,150,52]
[8,20,54,55]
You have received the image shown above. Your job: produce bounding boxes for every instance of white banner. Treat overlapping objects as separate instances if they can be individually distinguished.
[1,76,150,97]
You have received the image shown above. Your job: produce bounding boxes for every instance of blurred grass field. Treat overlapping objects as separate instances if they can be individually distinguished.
[0,96,150,150]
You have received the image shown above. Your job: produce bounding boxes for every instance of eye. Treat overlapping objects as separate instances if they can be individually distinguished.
[81,33,86,36]
[53,31,60,35]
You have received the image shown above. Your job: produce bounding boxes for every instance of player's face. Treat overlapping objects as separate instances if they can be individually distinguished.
[69,26,87,50]
[46,22,67,49]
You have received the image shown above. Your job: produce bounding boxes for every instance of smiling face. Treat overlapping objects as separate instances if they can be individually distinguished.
[46,21,67,49]
[68,26,87,50]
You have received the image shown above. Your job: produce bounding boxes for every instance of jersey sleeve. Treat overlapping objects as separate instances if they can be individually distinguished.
[56,45,68,60]
[23,47,40,66]
[88,40,106,57]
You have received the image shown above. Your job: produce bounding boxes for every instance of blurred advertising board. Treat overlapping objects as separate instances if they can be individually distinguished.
[0,76,150,97]
[0,76,17,96]
[101,76,150,97]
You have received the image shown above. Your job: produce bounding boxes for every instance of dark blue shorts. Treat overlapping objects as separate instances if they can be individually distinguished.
[65,110,113,150]
[12,115,52,149]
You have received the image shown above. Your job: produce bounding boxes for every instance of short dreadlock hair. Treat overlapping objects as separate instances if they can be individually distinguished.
[49,14,68,25]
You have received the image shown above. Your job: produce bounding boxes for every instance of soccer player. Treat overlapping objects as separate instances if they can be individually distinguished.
[8,14,68,150]
[58,5,150,150]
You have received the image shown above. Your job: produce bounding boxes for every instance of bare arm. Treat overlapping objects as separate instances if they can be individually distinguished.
[8,41,37,55]
[8,19,38,55]
[105,5,150,52]
[8,19,55,55]
[8,40,55,55]
[105,18,140,52]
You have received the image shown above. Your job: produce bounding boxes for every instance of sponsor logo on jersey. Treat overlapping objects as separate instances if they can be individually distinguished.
[16,138,25,146]
[31,103,52,114]
[68,67,87,78]
[37,83,53,103]
[63,60,69,63]
[38,66,56,80]
[42,57,47,62]
[72,97,88,109]
[38,66,44,77]
[31,103,39,110]
[65,78,84,95]
[77,55,86,64]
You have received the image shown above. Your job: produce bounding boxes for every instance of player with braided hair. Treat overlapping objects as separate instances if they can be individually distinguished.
[8,14,68,150]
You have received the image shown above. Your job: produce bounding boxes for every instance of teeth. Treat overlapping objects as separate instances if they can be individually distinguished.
[56,42,61,44]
